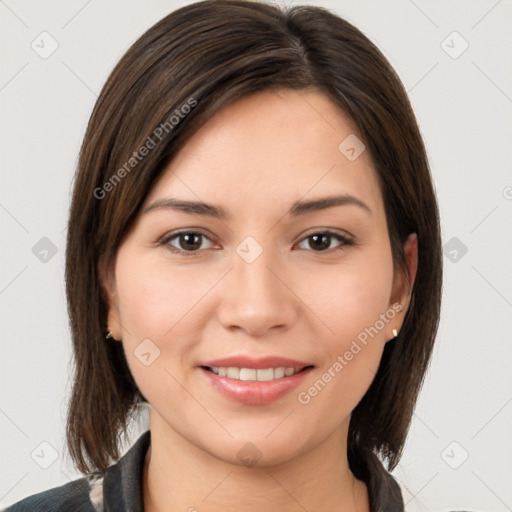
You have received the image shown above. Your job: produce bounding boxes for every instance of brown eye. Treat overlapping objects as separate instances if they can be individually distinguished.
[176,233,203,251]
[297,231,353,252]
[161,231,214,255]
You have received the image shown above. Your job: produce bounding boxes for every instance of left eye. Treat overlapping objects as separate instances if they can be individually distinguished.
[296,232,352,252]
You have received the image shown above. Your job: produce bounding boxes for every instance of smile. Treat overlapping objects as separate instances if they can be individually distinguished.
[200,360,314,405]
[206,366,305,381]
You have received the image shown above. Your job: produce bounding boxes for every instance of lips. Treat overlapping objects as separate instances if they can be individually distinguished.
[199,355,314,405]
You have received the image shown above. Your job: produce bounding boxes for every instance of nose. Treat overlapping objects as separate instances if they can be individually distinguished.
[216,244,299,337]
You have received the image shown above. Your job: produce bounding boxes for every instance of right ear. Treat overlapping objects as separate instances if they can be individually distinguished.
[98,257,122,340]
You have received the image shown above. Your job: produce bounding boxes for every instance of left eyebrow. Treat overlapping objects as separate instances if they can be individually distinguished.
[289,194,372,216]
[141,193,372,219]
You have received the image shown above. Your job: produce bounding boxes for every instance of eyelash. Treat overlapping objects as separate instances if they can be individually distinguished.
[157,229,354,257]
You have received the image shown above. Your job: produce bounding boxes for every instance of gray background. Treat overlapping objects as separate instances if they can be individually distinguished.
[1,0,511,510]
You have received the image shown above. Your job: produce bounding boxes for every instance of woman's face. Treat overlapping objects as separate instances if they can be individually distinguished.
[103,88,415,466]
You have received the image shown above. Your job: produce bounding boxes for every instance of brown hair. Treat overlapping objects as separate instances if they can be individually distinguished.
[65,0,442,480]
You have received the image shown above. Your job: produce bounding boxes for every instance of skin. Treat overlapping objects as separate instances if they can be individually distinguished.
[101,88,418,512]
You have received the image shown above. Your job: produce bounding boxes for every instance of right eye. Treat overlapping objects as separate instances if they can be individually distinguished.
[159,231,216,256]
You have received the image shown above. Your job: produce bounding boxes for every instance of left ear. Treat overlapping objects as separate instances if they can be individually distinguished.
[387,233,418,340]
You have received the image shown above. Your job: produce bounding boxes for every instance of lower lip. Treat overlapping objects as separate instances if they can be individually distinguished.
[200,367,313,405]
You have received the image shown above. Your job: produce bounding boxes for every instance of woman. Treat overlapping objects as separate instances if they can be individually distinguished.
[5,0,442,510]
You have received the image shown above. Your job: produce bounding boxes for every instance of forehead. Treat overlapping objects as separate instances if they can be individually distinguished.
[144,88,384,220]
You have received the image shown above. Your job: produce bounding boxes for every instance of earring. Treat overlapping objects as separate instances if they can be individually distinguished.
[106,331,114,340]
[392,329,398,338]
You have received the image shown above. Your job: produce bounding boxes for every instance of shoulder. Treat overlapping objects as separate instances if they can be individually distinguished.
[2,475,100,512]
[3,430,151,512]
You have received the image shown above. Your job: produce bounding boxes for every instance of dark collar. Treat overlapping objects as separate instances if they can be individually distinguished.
[102,430,403,511]
[102,429,151,511]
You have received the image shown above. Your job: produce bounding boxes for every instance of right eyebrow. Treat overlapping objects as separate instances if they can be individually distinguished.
[142,198,228,219]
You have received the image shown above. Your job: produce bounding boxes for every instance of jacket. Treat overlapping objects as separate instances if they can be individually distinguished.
[3,429,405,511]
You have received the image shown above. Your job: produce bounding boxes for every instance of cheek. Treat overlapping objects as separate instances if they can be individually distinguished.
[113,253,224,397]
[112,255,184,382]
[295,247,394,410]
[115,253,214,340]
[309,246,394,348]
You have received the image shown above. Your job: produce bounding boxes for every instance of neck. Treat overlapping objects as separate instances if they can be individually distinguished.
[142,409,369,512]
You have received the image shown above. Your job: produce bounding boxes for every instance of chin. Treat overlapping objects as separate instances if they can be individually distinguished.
[201,429,314,469]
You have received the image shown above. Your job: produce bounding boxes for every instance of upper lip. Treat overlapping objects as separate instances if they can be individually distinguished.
[200,356,313,371]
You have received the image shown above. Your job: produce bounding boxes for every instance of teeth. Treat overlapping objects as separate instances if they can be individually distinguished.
[227,367,240,379]
[240,368,257,381]
[274,367,285,379]
[209,366,300,381]
[256,368,274,381]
